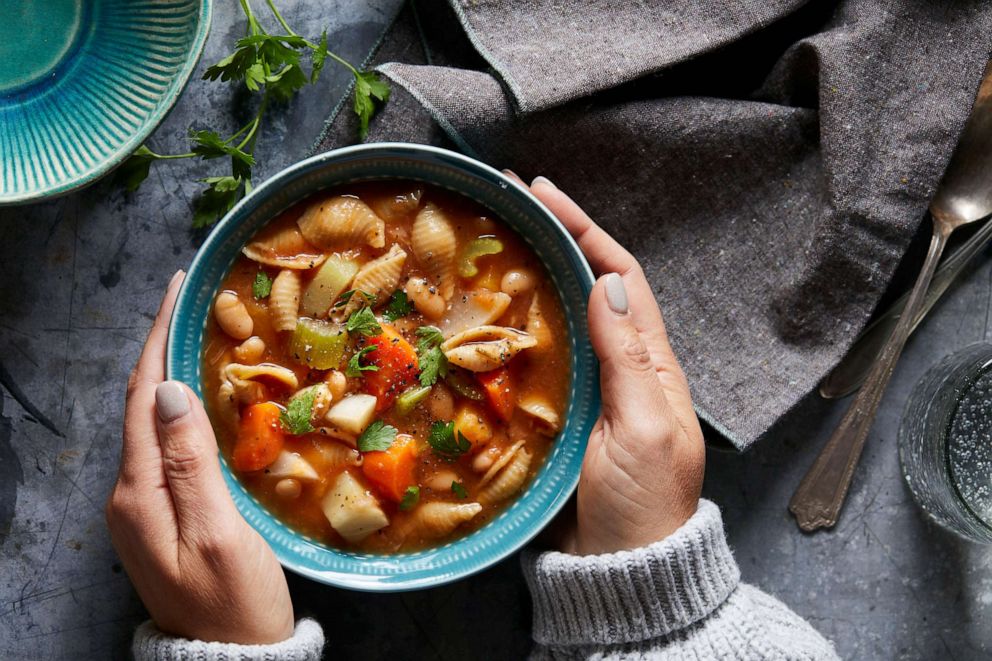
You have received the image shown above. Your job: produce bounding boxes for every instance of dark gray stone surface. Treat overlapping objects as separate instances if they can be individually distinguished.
[1,2,990,660]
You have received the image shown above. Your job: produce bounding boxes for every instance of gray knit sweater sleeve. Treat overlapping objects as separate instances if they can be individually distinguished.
[132,618,324,660]
[522,499,839,660]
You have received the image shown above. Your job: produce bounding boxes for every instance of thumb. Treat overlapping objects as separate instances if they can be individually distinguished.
[154,381,238,538]
[588,273,672,427]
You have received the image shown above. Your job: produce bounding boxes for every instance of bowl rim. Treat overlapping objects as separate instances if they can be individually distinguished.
[0,0,214,206]
[167,142,599,591]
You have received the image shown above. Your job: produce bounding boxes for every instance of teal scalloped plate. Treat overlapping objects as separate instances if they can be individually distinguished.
[167,144,600,591]
[0,0,212,205]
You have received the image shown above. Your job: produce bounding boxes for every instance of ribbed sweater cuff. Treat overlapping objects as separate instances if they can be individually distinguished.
[522,499,740,647]
[132,618,324,661]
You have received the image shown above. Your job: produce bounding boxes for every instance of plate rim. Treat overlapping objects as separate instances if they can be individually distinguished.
[0,0,214,206]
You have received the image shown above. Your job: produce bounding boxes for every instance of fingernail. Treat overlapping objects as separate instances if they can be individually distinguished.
[502,168,519,179]
[156,381,190,423]
[604,273,628,315]
[169,270,185,289]
[531,176,556,190]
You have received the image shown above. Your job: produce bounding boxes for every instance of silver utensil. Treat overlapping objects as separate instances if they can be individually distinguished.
[819,214,992,399]
[790,60,992,532]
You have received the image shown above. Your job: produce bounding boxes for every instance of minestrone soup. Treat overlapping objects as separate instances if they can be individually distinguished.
[202,182,570,553]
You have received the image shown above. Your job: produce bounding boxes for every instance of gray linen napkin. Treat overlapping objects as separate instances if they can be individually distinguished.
[314,0,992,449]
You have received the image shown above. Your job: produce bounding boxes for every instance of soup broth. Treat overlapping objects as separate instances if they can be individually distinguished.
[202,182,570,553]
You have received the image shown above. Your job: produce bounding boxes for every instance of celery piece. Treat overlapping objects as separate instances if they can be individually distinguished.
[395,385,431,416]
[445,368,484,400]
[458,237,504,278]
[300,255,359,317]
[289,318,348,369]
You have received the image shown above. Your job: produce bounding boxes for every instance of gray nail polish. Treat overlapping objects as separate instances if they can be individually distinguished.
[531,175,556,189]
[604,273,628,315]
[156,381,190,423]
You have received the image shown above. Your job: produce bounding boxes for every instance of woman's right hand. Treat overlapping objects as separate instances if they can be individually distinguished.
[525,175,706,555]
[106,271,295,645]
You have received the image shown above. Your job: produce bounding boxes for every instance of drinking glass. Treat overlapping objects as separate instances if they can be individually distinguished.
[899,342,992,543]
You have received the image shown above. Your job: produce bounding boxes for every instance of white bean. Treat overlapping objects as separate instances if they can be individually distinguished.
[500,269,536,296]
[324,370,348,401]
[424,469,460,492]
[214,291,253,340]
[234,336,266,364]
[275,478,302,499]
[426,384,455,421]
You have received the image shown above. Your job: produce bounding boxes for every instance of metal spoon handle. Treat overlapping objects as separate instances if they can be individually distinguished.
[820,216,992,399]
[790,230,949,531]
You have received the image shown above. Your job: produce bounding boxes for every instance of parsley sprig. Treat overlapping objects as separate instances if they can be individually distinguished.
[346,345,379,378]
[253,270,273,298]
[280,388,316,435]
[399,486,420,511]
[116,0,390,227]
[357,420,397,452]
[346,307,382,337]
[415,326,449,387]
[427,421,471,460]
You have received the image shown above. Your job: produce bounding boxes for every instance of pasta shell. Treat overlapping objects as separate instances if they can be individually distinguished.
[440,289,512,337]
[517,394,561,436]
[297,195,385,249]
[242,225,327,270]
[312,439,363,469]
[218,362,300,413]
[478,447,531,505]
[441,325,537,372]
[478,439,526,488]
[269,270,302,332]
[411,203,457,299]
[524,293,554,351]
[368,187,423,221]
[341,244,407,316]
[408,502,483,539]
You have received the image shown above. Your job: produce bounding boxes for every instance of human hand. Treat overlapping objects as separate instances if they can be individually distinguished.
[523,175,706,555]
[106,271,294,644]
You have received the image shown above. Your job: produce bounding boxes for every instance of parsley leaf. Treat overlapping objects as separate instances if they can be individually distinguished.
[415,326,445,354]
[203,44,256,83]
[346,345,379,378]
[346,307,382,337]
[451,481,468,499]
[253,271,273,299]
[353,70,391,139]
[190,130,256,181]
[382,290,413,322]
[311,31,329,83]
[399,486,420,511]
[280,388,316,435]
[415,326,448,386]
[357,420,397,452]
[418,347,448,387]
[114,145,158,193]
[193,176,244,228]
[427,421,471,460]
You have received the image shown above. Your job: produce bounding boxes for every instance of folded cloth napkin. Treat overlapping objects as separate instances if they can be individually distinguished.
[313,0,992,449]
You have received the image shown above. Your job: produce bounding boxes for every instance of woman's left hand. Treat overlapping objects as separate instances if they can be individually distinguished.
[105,271,295,645]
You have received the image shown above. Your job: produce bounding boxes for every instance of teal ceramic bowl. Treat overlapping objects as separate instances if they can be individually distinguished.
[0,0,211,204]
[167,144,600,591]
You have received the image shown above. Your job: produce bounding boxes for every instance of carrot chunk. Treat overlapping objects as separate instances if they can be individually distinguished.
[361,324,420,411]
[232,402,285,472]
[476,367,515,422]
[362,434,418,502]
